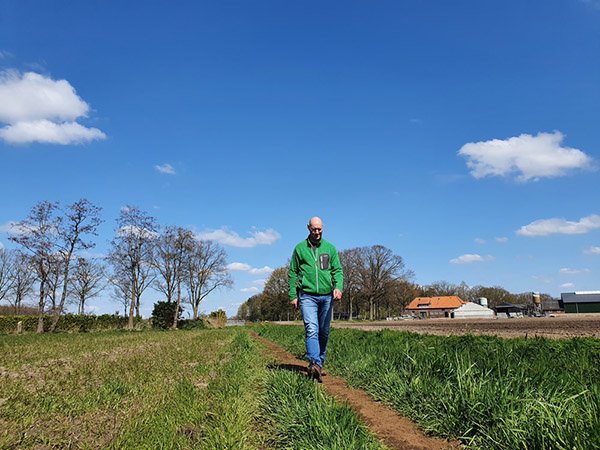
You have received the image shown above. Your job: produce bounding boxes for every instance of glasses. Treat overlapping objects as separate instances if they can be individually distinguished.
[310,227,323,232]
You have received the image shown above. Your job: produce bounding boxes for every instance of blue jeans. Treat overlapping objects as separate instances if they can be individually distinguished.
[300,292,333,368]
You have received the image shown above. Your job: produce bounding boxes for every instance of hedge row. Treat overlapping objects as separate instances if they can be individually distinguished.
[0,314,148,334]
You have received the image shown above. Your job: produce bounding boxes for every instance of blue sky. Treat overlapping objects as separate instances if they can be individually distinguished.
[1,1,599,317]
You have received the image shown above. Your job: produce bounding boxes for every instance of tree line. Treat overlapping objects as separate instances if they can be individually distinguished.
[0,200,232,332]
[237,245,552,322]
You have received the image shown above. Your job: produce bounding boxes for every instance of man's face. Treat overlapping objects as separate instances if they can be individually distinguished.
[308,221,323,242]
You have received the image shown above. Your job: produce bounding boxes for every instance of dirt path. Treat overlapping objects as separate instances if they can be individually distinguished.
[252,332,459,450]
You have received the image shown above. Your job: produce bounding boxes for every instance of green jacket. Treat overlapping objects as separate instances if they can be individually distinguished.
[288,237,344,300]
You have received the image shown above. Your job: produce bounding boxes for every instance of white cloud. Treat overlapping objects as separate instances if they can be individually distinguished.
[117,225,158,239]
[458,131,593,182]
[559,267,590,275]
[198,228,280,248]
[227,262,274,275]
[0,220,53,236]
[517,215,600,237]
[252,279,266,286]
[0,241,4,250]
[154,163,176,175]
[449,254,495,264]
[0,222,16,232]
[0,119,105,145]
[495,237,509,243]
[474,238,486,244]
[0,70,106,145]
[580,0,600,10]
[240,287,259,293]
[0,51,13,60]
[584,246,600,255]
[561,283,575,289]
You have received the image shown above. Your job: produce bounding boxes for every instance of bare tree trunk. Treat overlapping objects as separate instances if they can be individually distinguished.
[37,279,45,333]
[172,283,181,329]
[349,296,353,321]
[128,270,136,329]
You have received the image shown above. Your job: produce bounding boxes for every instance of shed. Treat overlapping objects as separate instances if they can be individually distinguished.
[494,303,527,317]
[406,296,466,319]
[452,301,495,319]
[561,291,600,313]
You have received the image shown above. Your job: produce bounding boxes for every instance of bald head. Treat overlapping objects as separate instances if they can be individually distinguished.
[307,216,324,244]
[308,217,323,228]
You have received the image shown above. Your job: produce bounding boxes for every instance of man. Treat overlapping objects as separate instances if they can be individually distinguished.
[289,216,343,382]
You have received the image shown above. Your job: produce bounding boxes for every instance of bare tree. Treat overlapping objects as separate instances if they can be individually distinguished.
[383,279,422,317]
[185,239,232,319]
[109,272,132,317]
[356,245,413,320]
[339,248,362,320]
[261,267,290,320]
[108,206,157,329]
[0,248,16,306]
[153,226,194,328]
[70,257,106,314]
[9,253,35,314]
[9,201,60,332]
[423,280,459,297]
[49,199,102,331]
[45,254,64,314]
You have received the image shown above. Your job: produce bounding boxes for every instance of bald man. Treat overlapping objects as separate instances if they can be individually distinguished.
[289,217,343,382]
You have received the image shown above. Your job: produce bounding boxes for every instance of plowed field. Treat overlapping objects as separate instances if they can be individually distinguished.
[333,313,600,339]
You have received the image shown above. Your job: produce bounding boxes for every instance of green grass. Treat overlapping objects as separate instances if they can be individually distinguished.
[1,328,388,449]
[0,329,267,449]
[254,324,600,450]
[262,369,386,450]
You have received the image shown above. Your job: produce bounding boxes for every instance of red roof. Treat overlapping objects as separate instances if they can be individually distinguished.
[407,296,466,310]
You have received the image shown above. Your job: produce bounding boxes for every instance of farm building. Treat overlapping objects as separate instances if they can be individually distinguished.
[494,303,527,317]
[560,291,600,313]
[451,301,495,319]
[542,298,563,314]
[407,296,466,318]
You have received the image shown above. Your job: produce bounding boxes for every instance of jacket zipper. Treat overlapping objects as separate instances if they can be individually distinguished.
[311,243,319,293]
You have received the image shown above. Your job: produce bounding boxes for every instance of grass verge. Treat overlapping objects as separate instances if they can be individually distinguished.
[0,329,268,449]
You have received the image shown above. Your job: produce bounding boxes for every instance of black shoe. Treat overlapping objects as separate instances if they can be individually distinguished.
[308,363,323,383]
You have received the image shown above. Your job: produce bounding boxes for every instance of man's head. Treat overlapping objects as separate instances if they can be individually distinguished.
[307,216,323,244]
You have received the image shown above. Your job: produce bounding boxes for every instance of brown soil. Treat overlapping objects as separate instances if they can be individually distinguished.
[252,332,459,450]
[332,313,600,339]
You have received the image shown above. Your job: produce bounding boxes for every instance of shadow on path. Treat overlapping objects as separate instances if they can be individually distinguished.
[268,362,307,374]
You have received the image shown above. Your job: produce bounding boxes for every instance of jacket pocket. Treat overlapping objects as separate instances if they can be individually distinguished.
[319,253,330,270]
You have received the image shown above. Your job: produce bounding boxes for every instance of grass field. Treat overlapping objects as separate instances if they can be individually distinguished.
[255,324,600,450]
[0,328,385,449]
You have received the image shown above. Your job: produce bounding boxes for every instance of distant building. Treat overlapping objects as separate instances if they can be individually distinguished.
[541,298,563,314]
[561,291,600,313]
[407,296,466,318]
[452,301,495,319]
[494,303,527,317]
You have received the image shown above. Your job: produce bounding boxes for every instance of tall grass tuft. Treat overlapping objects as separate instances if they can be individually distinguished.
[261,369,386,449]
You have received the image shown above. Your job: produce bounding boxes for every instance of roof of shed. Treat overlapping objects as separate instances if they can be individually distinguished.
[561,292,600,303]
[407,296,466,310]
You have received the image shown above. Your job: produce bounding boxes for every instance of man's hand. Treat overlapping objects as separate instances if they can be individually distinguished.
[333,288,342,301]
[290,298,299,310]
